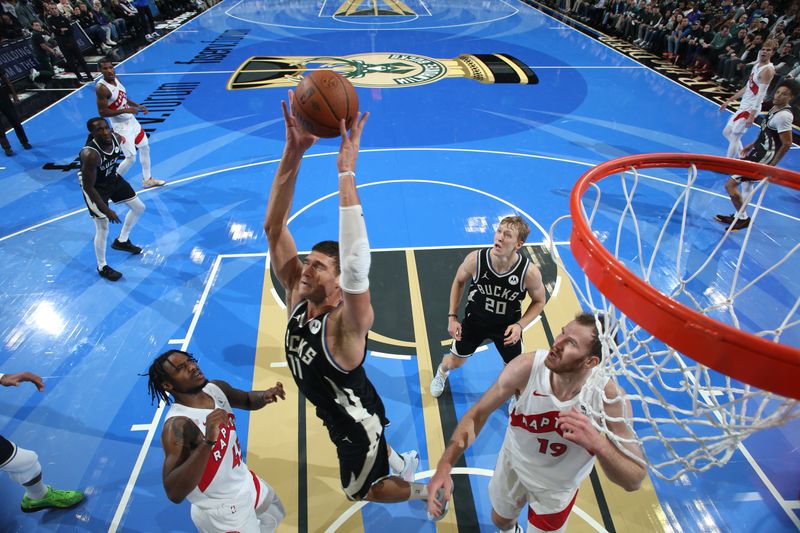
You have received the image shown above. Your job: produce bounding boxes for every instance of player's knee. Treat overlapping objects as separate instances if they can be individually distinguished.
[1,447,41,485]
[94,217,109,237]
[724,180,739,195]
[129,196,145,215]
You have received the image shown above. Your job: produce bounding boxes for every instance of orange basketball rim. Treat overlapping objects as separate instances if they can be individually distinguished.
[569,153,800,400]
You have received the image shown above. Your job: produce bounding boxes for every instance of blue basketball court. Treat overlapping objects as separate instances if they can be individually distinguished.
[1,1,798,531]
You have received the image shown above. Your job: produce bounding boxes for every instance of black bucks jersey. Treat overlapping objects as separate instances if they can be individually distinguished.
[285,301,386,430]
[465,248,530,326]
[747,106,794,165]
[78,134,122,187]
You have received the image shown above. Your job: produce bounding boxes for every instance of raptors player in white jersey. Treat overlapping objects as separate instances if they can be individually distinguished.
[96,58,166,189]
[147,350,286,532]
[719,40,777,159]
[427,313,646,532]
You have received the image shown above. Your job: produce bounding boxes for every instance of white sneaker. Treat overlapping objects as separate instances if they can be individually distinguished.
[29,68,39,81]
[397,450,419,482]
[426,487,451,522]
[142,177,166,188]
[430,373,447,398]
[54,66,65,74]
[34,82,46,89]
[107,39,117,45]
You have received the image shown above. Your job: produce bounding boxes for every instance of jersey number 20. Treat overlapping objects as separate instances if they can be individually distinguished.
[485,297,507,315]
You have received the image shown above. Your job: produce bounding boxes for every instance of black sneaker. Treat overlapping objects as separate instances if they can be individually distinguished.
[111,239,142,254]
[730,217,750,232]
[98,265,122,281]
[715,213,735,225]
[22,142,32,150]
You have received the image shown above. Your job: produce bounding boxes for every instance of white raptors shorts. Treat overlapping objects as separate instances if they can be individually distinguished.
[725,106,758,137]
[110,117,147,158]
[488,447,579,533]
[190,471,277,533]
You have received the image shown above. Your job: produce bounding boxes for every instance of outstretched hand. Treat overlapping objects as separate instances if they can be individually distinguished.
[282,90,318,153]
[426,466,453,519]
[0,372,45,392]
[337,112,369,173]
[262,382,286,405]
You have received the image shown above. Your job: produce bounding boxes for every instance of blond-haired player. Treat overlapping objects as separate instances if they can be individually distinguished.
[430,216,546,398]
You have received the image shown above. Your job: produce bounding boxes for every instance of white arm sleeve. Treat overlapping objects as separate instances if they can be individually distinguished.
[339,205,371,294]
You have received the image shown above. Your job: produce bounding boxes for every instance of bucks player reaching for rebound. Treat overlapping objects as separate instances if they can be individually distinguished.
[79,117,147,281]
[264,91,440,513]
[431,216,546,398]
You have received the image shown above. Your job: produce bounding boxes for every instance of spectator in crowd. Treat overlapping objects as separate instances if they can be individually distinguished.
[89,0,121,43]
[14,0,38,28]
[94,0,126,41]
[0,12,25,39]
[772,4,797,34]
[731,12,749,34]
[692,24,732,73]
[132,0,157,41]
[73,2,114,51]
[108,0,140,36]
[769,21,787,44]
[766,41,798,98]
[29,19,63,88]
[665,17,691,60]
[788,26,800,55]
[715,32,764,87]
[0,69,30,155]
[675,20,707,66]
[45,1,93,83]
[56,0,73,17]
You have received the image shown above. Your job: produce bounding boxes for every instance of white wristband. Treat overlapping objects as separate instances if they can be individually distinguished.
[338,171,355,178]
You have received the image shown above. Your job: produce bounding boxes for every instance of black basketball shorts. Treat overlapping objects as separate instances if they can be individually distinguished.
[328,416,390,501]
[82,174,136,218]
[452,313,523,364]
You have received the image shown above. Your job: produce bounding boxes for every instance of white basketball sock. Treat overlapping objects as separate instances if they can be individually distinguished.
[93,217,109,268]
[139,143,151,181]
[388,448,405,473]
[118,197,145,242]
[24,478,48,499]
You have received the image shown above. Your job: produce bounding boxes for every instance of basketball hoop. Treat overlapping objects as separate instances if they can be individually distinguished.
[551,153,800,481]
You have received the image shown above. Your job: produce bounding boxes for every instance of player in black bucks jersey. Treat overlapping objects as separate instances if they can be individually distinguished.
[716,79,799,232]
[264,92,443,516]
[79,117,147,281]
[430,216,546,398]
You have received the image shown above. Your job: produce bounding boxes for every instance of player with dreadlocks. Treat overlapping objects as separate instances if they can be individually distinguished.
[146,349,286,533]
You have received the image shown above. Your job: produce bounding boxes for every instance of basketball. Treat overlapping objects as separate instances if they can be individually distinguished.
[293,70,359,138]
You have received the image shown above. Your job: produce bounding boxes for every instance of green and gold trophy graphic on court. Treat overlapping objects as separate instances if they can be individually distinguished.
[227,53,538,90]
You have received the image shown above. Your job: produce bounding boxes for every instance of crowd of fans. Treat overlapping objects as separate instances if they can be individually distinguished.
[548,0,800,104]
[0,0,217,89]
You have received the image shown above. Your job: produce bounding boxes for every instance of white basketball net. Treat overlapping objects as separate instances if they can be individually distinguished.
[550,162,800,481]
